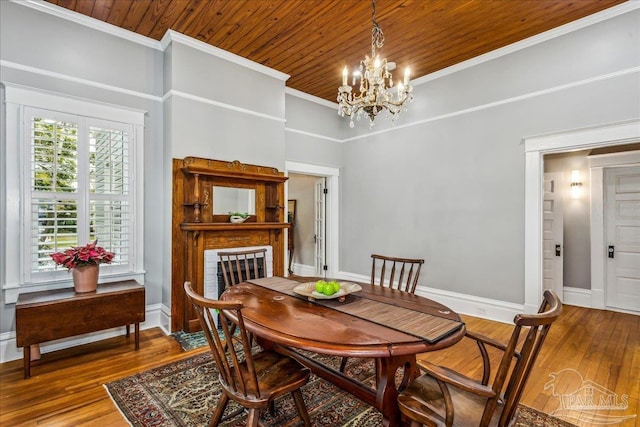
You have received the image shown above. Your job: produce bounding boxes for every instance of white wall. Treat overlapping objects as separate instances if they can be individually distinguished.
[338,7,640,304]
[284,92,342,168]
[165,36,288,169]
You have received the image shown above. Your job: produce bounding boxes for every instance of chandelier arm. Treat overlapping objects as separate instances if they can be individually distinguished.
[384,98,412,108]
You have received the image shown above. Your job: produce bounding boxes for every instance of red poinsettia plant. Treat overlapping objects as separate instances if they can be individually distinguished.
[50,240,115,269]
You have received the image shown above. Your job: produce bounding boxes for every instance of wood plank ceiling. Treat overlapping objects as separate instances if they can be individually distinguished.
[45,0,626,103]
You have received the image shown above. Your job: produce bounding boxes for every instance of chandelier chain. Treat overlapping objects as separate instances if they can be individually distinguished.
[371,0,384,54]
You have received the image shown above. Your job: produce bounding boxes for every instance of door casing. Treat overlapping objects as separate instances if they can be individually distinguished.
[524,120,640,313]
[285,161,340,279]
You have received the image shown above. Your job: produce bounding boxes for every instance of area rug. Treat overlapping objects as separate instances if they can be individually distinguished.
[105,351,577,427]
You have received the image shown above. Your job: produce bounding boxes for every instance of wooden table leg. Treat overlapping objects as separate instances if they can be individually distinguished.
[23,347,31,379]
[134,322,140,350]
[126,324,130,337]
[377,355,420,427]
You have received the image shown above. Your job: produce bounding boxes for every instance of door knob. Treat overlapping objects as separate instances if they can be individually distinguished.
[555,244,561,257]
[608,245,615,259]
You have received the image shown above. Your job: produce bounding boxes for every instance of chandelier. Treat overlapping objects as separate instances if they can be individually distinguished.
[337,0,413,128]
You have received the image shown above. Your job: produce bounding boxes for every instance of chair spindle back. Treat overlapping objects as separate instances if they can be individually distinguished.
[218,248,268,288]
[371,253,425,293]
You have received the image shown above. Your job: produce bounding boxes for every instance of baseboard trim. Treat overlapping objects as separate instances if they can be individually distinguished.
[0,303,165,363]
[159,303,172,336]
[563,287,593,308]
[337,271,523,324]
[414,287,523,324]
[291,263,316,277]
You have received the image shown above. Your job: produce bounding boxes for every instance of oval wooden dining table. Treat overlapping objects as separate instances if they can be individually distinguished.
[219,276,465,427]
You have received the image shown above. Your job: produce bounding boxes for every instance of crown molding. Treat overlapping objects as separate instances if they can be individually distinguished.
[11,0,637,103]
[11,1,289,83]
[412,1,640,87]
[160,30,290,82]
[11,0,163,50]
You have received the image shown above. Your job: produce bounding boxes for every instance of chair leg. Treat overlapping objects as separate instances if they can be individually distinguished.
[246,408,261,427]
[339,356,348,372]
[209,393,229,427]
[291,389,311,427]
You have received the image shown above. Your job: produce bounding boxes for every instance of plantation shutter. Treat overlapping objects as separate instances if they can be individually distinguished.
[89,123,131,267]
[29,113,80,273]
[25,108,135,281]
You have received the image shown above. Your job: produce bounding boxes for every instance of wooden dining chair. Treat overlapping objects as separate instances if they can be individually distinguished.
[339,253,425,373]
[397,290,562,427]
[370,253,425,293]
[218,248,268,288]
[184,282,311,427]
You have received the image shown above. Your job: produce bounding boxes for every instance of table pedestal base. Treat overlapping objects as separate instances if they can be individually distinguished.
[275,344,418,427]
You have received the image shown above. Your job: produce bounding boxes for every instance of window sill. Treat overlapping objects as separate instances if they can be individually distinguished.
[2,270,146,304]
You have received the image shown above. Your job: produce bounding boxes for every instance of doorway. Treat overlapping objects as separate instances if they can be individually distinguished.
[523,120,640,313]
[285,162,340,278]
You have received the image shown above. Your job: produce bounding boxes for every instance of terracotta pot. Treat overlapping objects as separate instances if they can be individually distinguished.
[72,264,99,293]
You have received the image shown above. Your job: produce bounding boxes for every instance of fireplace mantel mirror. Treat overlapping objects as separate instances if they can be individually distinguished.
[213,186,256,216]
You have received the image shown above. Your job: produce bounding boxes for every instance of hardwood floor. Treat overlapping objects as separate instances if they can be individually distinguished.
[0,305,637,426]
[419,305,639,427]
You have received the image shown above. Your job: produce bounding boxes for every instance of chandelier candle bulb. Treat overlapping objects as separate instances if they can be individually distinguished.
[404,68,410,85]
[342,66,348,85]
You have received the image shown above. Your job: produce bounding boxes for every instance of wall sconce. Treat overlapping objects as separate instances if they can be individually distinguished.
[570,169,582,199]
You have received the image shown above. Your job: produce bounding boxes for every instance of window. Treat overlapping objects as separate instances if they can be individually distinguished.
[26,109,133,281]
[3,85,144,294]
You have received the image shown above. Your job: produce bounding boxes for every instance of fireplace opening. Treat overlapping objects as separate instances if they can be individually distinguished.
[216,257,265,298]
[204,245,273,301]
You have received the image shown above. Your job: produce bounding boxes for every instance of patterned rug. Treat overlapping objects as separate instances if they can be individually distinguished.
[105,351,576,427]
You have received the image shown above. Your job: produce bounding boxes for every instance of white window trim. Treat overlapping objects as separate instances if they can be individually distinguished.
[2,83,145,303]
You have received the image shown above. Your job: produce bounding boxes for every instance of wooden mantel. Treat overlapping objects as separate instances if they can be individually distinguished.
[171,157,289,332]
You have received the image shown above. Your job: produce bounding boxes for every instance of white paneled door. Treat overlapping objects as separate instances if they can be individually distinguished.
[605,166,640,312]
[543,173,564,301]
